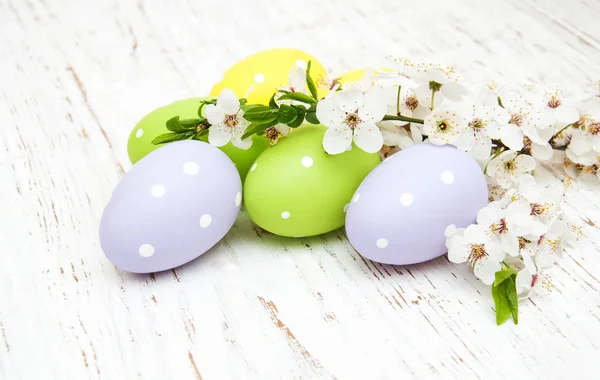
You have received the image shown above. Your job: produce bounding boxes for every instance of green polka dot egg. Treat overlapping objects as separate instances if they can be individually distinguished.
[127,97,268,181]
[243,125,381,237]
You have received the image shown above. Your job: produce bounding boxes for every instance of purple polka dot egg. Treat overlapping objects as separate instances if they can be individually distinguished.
[345,143,488,265]
[100,140,242,273]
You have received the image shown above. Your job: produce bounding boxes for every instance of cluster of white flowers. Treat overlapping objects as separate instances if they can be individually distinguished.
[310,58,594,302]
[446,178,581,296]
[203,59,593,308]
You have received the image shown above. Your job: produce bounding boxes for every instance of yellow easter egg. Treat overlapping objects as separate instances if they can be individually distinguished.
[210,49,327,105]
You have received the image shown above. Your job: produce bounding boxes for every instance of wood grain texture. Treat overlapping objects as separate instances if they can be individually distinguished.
[1,0,599,379]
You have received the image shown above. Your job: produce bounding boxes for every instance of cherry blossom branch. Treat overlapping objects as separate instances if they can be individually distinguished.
[396,86,402,116]
[382,114,425,124]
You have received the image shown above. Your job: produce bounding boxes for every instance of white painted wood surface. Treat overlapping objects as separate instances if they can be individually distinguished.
[1,0,600,378]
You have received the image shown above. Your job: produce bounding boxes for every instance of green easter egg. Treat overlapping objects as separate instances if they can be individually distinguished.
[127,98,269,181]
[243,125,381,237]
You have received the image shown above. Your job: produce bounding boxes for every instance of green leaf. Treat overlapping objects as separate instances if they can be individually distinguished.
[243,105,279,122]
[165,116,190,133]
[505,276,519,324]
[241,119,278,140]
[492,280,511,326]
[305,110,320,124]
[269,94,279,109]
[241,103,261,112]
[306,60,319,100]
[277,104,298,124]
[277,92,317,105]
[179,118,202,128]
[287,106,306,128]
[151,131,194,145]
[493,269,515,287]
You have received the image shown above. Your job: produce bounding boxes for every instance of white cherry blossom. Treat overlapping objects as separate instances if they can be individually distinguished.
[535,218,568,269]
[446,224,505,285]
[264,124,290,145]
[581,80,600,115]
[517,181,563,226]
[317,68,342,93]
[422,108,467,145]
[566,121,600,165]
[533,84,580,126]
[283,65,307,94]
[205,88,252,149]
[455,103,510,161]
[563,155,600,188]
[476,201,533,256]
[378,57,419,90]
[486,150,536,188]
[317,88,387,154]
[472,79,506,105]
[411,63,469,107]
[493,94,543,151]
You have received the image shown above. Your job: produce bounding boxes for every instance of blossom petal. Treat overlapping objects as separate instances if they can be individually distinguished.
[515,154,536,171]
[506,199,531,218]
[231,123,252,150]
[493,107,511,125]
[416,84,443,109]
[323,126,352,154]
[516,267,535,299]
[553,106,579,124]
[501,233,520,256]
[378,121,406,146]
[412,106,432,121]
[474,257,502,285]
[464,224,488,244]
[470,137,492,161]
[204,104,225,125]
[447,235,471,263]
[354,123,384,153]
[477,206,504,227]
[288,66,307,92]
[453,131,475,151]
[360,90,388,122]
[501,124,524,151]
[485,240,505,261]
[218,88,241,115]
[569,133,593,155]
[208,124,232,147]
[535,248,554,269]
[531,143,553,161]
[275,124,290,136]
[442,82,468,101]
[316,98,345,127]
[337,89,363,113]
[410,125,424,143]
[231,135,252,150]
